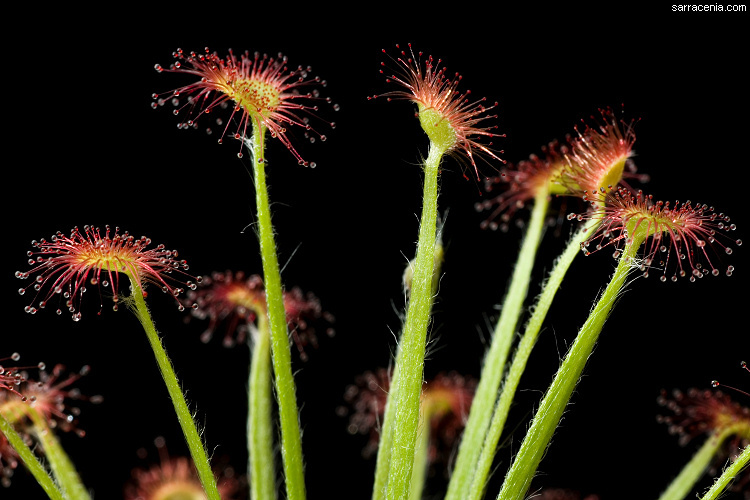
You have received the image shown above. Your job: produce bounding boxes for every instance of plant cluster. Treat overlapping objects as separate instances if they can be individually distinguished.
[3,43,747,500]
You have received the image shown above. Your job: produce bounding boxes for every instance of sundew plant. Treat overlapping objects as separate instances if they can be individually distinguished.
[4,18,749,500]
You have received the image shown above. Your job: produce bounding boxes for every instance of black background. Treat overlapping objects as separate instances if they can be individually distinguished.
[5,5,749,499]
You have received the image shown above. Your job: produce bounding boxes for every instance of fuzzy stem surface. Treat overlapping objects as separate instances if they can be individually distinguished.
[28,408,90,500]
[700,442,750,500]
[373,234,443,500]
[496,236,641,500]
[248,124,306,500]
[446,188,550,500]
[466,217,601,500]
[408,411,431,500]
[372,349,401,500]
[248,316,277,500]
[129,278,221,500]
[385,142,443,500]
[658,428,733,500]
[0,412,65,500]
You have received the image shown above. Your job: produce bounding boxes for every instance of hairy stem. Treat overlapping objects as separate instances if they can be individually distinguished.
[385,142,443,500]
[700,442,750,500]
[129,279,220,500]
[248,316,277,500]
[373,233,443,500]
[496,237,640,500]
[658,429,732,500]
[659,423,749,500]
[28,408,90,500]
[446,188,550,500]
[247,124,306,500]
[372,349,402,500]
[408,411,431,500]
[466,218,601,500]
[0,412,65,500]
